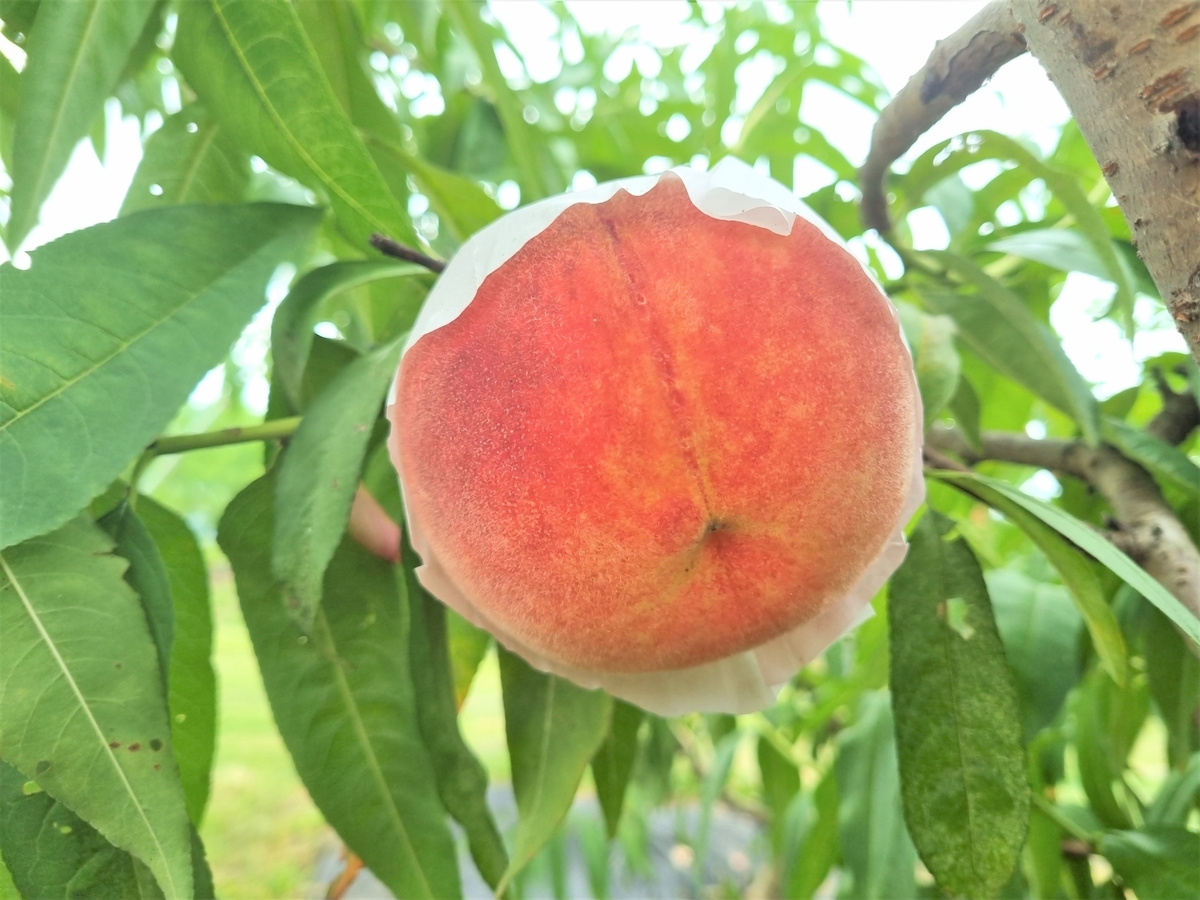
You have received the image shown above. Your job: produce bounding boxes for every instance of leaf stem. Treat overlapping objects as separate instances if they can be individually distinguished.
[146,416,302,456]
[1030,793,1098,846]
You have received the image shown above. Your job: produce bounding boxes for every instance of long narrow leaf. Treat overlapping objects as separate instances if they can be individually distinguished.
[933,471,1128,683]
[0,203,321,550]
[219,473,461,900]
[7,0,157,248]
[272,334,404,628]
[0,518,193,899]
[496,649,612,894]
[890,511,1029,897]
[121,105,248,215]
[933,470,1200,645]
[918,254,1100,443]
[139,496,217,827]
[175,0,416,247]
[403,536,509,890]
[271,260,427,410]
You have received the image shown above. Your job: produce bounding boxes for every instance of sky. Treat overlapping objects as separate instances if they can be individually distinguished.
[0,0,1185,406]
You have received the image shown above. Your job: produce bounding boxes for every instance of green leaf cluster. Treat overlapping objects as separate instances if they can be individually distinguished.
[0,1,1197,896]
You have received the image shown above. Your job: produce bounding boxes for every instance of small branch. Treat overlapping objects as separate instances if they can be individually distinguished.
[859,0,1027,233]
[928,424,1200,633]
[369,233,446,273]
[923,446,973,472]
[1146,369,1200,445]
[146,416,302,456]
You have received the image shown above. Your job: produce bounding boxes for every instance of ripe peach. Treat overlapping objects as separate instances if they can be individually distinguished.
[389,161,922,713]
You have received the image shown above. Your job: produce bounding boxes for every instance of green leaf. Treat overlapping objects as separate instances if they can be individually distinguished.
[1142,600,1200,768]
[986,229,1109,281]
[694,730,740,885]
[1101,417,1200,502]
[987,568,1083,741]
[98,502,174,693]
[1146,753,1200,826]
[120,105,248,215]
[272,334,404,628]
[0,517,192,899]
[902,130,1136,328]
[917,255,1100,444]
[778,769,838,900]
[889,511,1028,898]
[933,471,1132,683]
[835,692,918,900]
[138,496,217,827]
[0,761,217,900]
[1098,827,1200,899]
[496,648,612,894]
[924,174,974,238]
[0,202,320,550]
[757,734,800,853]
[402,531,509,891]
[174,0,416,247]
[592,700,644,840]
[293,0,399,142]
[291,0,414,211]
[271,260,427,410]
[447,610,492,706]
[896,303,960,426]
[0,760,165,900]
[932,470,1200,646]
[218,472,462,900]
[442,3,561,201]
[948,375,983,452]
[7,0,157,248]
[1072,668,1148,829]
[0,52,19,173]
[1024,804,1063,900]
[366,136,504,241]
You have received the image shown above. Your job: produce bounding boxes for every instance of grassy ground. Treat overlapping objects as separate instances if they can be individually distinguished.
[199,565,329,900]
[198,557,514,899]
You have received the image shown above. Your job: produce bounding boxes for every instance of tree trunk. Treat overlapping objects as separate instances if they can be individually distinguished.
[1010,0,1200,364]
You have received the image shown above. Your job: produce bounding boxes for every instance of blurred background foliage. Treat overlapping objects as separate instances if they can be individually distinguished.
[0,1,1197,899]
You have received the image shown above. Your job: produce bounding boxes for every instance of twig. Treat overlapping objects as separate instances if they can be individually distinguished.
[146,416,302,456]
[369,232,446,273]
[923,446,972,472]
[927,423,1200,634]
[859,0,1026,233]
[1147,368,1200,445]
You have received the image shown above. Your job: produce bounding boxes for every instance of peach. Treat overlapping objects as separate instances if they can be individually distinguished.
[389,160,922,714]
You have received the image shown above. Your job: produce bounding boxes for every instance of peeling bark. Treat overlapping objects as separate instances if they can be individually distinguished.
[1010,0,1200,363]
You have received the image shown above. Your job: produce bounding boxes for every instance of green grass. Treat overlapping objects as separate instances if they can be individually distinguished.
[197,554,517,898]
[199,564,328,899]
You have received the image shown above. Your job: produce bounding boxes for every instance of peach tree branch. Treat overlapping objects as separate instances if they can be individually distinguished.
[927,396,1200,631]
[859,0,1027,233]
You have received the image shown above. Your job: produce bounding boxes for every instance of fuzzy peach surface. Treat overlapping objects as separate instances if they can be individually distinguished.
[393,174,918,679]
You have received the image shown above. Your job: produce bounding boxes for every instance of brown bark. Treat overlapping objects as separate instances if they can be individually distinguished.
[859,0,1028,233]
[1009,0,1200,364]
[861,0,1200,363]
